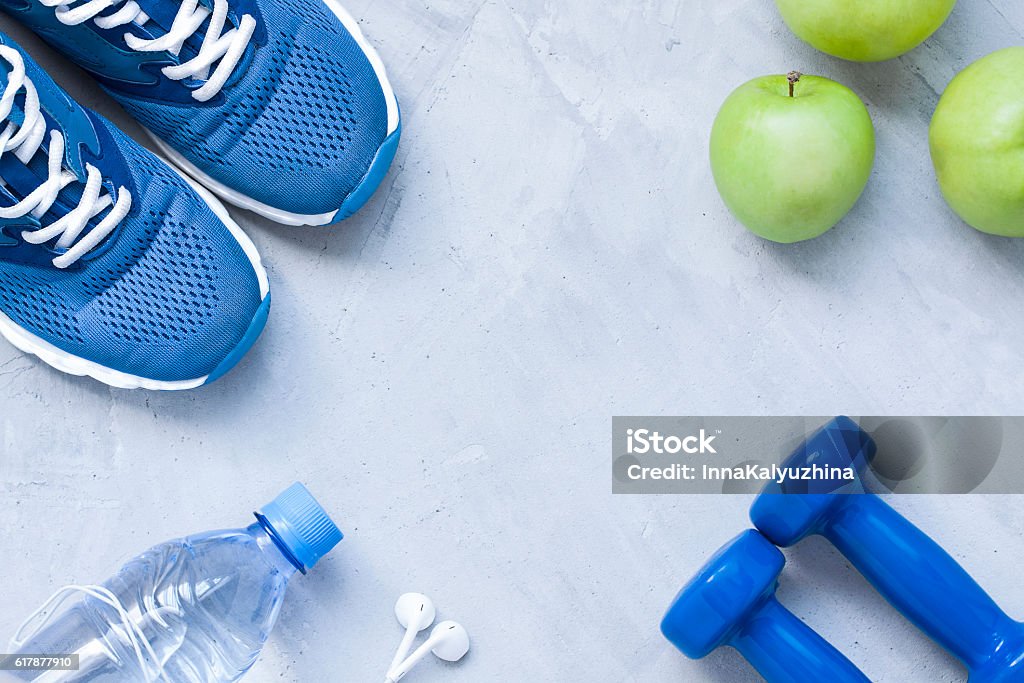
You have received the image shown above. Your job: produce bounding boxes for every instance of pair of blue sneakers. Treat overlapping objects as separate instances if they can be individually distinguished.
[0,0,399,389]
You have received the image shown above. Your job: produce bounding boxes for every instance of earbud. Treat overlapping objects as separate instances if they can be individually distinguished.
[385,621,470,682]
[389,593,436,673]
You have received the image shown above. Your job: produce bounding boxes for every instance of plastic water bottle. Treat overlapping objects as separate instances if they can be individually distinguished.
[5,483,342,682]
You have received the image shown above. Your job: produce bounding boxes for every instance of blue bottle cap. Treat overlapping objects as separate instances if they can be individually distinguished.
[257,483,343,573]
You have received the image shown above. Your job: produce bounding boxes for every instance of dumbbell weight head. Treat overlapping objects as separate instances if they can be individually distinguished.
[750,417,875,546]
[661,529,783,657]
[661,529,870,683]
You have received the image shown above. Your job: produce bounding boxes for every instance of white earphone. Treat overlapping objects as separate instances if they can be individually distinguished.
[389,593,436,672]
[385,593,469,682]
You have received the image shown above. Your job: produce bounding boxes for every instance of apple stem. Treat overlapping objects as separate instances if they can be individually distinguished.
[787,70,802,97]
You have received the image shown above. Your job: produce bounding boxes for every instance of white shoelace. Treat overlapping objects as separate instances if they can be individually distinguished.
[0,45,131,268]
[10,584,171,682]
[42,0,256,102]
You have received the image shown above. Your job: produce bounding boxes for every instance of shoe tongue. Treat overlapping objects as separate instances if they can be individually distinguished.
[128,0,217,62]
[0,101,97,232]
[130,0,188,33]
[0,94,50,203]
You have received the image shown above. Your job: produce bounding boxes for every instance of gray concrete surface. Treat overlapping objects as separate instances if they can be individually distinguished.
[2,0,1024,681]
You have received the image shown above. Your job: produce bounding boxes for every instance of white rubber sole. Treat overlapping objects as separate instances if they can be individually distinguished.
[143,0,400,227]
[0,168,270,390]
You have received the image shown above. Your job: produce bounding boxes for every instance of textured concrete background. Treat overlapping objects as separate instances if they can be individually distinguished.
[1,0,1024,681]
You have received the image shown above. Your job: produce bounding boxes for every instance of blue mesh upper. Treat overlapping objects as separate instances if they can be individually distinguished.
[113,0,389,216]
[0,121,265,382]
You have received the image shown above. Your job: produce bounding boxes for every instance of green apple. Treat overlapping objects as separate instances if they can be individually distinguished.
[710,72,875,243]
[930,47,1024,237]
[774,0,957,62]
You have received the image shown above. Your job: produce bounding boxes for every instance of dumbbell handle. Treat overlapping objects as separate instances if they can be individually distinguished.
[825,494,1015,671]
[731,596,869,683]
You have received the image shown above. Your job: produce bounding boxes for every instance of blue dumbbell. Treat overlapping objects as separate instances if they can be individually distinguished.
[661,529,869,683]
[750,416,1024,682]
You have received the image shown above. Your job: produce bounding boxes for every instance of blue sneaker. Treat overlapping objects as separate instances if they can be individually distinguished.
[0,35,270,389]
[1,0,400,225]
